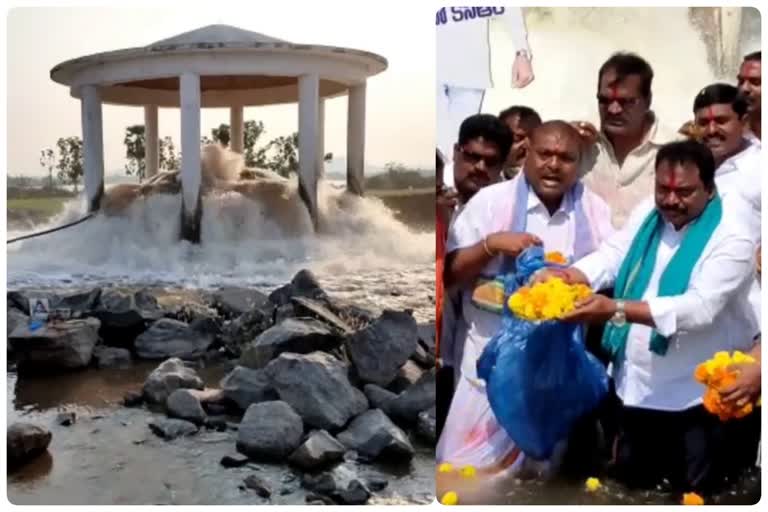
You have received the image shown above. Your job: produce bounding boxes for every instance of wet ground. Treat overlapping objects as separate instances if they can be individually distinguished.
[7,364,434,505]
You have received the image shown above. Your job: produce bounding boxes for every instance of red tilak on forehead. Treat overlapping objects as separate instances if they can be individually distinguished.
[745,61,761,73]
[610,84,619,101]
[706,106,715,123]
[669,171,677,188]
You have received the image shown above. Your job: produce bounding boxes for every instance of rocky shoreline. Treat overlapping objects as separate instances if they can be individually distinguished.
[7,269,436,505]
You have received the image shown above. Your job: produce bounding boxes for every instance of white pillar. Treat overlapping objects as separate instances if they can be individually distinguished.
[80,85,105,212]
[298,73,320,231]
[180,72,202,243]
[230,105,244,153]
[347,82,366,196]
[144,105,159,179]
[317,98,325,178]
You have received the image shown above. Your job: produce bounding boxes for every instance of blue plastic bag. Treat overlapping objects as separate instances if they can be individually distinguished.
[476,246,609,461]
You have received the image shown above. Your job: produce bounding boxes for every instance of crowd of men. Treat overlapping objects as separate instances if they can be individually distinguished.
[436,50,762,495]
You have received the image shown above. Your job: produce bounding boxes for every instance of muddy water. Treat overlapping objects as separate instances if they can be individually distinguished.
[7,364,434,505]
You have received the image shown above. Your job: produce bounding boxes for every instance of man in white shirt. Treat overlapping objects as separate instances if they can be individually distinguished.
[437,121,613,482]
[437,114,514,436]
[578,53,677,229]
[541,140,760,492]
[436,6,534,176]
[737,51,761,143]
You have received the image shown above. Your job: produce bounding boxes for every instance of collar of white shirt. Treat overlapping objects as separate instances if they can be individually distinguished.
[595,111,671,156]
[716,139,761,178]
[526,184,575,220]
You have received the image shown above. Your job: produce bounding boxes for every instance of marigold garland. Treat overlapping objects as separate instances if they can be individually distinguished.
[508,277,592,321]
[694,351,760,421]
[545,251,568,265]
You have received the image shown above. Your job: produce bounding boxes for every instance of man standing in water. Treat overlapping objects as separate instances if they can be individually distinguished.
[438,121,612,480]
[578,53,676,229]
[541,140,760,493]
[436,6,534,183]
[737,51,761,144]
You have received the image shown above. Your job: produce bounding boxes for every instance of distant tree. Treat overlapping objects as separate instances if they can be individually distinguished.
[159,136,180,171]
[243,120,266,167]
[211,124,231,147]
[260,132,333,177]
[39,148,56,189]
[55,136,84,192]
[123,125,146,181]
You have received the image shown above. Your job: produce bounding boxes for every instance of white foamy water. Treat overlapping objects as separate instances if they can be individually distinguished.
[485,7,744,132]
[7,179,435,321]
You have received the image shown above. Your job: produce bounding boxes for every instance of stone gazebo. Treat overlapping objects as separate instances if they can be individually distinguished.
[50,25,388,241]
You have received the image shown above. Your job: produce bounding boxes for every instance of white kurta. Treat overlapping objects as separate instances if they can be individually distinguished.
[574,199,759,411]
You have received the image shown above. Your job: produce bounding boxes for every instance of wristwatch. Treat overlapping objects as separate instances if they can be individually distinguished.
[610,300,626,327]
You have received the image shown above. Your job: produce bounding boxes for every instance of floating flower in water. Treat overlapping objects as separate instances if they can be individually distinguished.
[694,351,759,421]
[437,463,454,474]
[585,477,602,492]
[682,492,704,505]
[545,251,568,265]
[459,465,476,478]
[508,277,592,321]
[440,491,459,505]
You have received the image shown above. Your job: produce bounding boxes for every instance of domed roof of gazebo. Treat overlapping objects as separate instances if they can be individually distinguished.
[50,24,387,108]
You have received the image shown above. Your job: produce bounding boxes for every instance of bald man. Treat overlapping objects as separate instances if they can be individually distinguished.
[438,121,613,478]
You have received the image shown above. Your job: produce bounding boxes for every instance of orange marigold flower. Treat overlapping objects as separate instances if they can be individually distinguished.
[545,251,568,265]
[682,492,704,505]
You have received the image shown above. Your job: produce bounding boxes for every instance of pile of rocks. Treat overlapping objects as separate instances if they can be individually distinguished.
[7,270,436,504]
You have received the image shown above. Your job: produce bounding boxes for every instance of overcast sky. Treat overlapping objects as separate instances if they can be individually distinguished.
[7,6,435,176]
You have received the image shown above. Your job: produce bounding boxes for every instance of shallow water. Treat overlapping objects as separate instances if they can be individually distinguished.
[6,365,435,506]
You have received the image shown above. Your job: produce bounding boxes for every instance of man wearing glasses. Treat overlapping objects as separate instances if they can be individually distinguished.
[576,53,677,230]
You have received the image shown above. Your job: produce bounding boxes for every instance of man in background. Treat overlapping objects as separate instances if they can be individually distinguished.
[498,105,543,179]
[737,51,761,144]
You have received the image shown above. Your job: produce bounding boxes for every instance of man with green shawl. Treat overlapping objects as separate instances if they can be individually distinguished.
[539,140,760,493]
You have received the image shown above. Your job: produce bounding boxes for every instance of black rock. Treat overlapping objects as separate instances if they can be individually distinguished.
[279,487,294,496]
[166,389,207,425]
[212,288,271,320]
[363,384,397,410]
[221,306,276,357]
[265,352,368,431]
[220,366,276,411]
[243,474,272,498]
[220,454,250,468]
[366,477,389,492]
[416,407,436,444]
[345,310,419,386]
[268,269,329,307]
[411,344,436,369]
[148,418,198,440]
[239,318,341,370]
[331,480,370,505]
[236,401,303,461]
[288,430,346,471]
[417,322,436,356]
[123,391,144,407]
[305,493,336,505]
[336,409,414,462]
[7,422,52,469]
[9,318,101,372]
[301,472,337,494]
[92,346,132,369]
[55,412,76,426]
[134,318,214,360]
[7,307,29,337]
[387,370,436,426]
[387,360,425,394]
[93,289,164,347]
[142,358,204,404]
[205,417,228,432]
[291,297,353,334]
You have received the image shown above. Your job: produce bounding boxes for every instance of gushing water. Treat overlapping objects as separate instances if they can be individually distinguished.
[7,177,435,320]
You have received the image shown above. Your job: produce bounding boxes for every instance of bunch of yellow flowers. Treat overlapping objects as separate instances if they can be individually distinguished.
[508,277,592,321]
[694,351,760,421]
